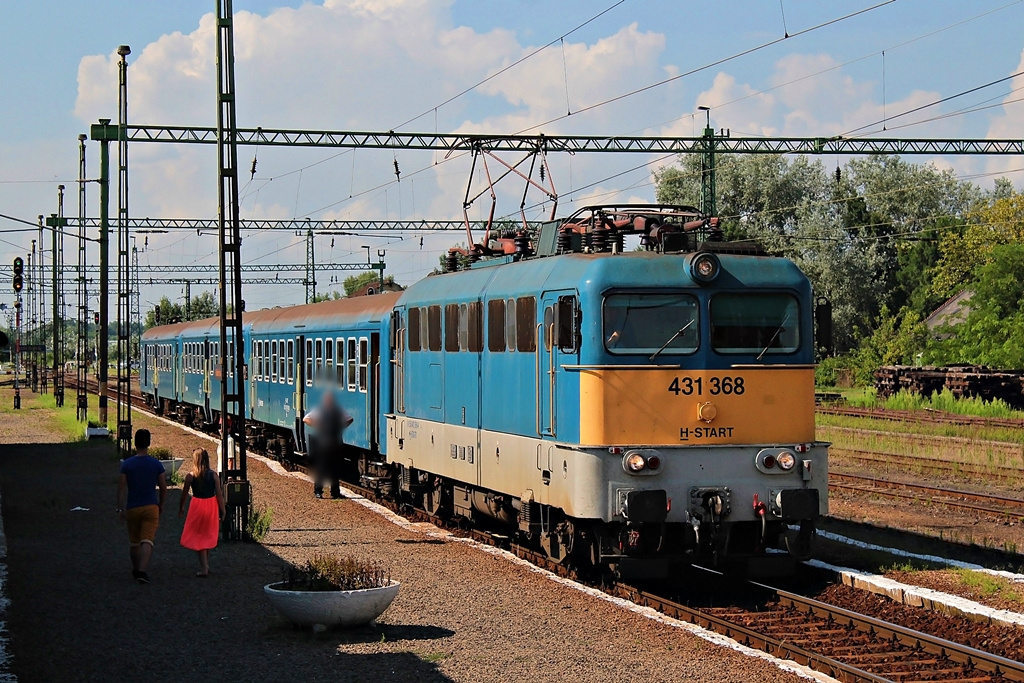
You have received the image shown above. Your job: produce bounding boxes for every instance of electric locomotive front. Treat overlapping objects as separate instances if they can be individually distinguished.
[390,205,827,578]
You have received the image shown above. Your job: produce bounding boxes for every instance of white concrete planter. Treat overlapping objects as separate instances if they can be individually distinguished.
[160,458,184,478]
[85,426,109,439]
[264,581,400,631]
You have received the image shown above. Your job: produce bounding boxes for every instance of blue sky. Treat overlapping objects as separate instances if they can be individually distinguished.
[1,0,1023,311]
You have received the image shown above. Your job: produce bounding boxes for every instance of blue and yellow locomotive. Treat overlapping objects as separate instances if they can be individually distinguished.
[141,205,828,577]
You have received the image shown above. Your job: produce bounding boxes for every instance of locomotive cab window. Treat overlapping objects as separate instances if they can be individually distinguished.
[603,293,699,355]
[711,292,800,355]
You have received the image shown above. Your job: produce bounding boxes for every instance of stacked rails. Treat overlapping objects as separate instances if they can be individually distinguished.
[875,365,1024,408]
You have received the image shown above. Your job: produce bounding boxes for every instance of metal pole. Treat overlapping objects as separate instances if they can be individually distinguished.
[37,215,45,394]
[97,119,111,427]
[13,293,20,410]
[77,133,89,421]
[184,280,191,320]
[116,45,132,457]
[52,185,65,407]
[217,0,249,540]
[27,244,35,392]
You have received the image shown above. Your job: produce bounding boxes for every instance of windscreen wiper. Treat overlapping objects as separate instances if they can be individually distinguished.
[755,313,790,361]
[649,319,695,361]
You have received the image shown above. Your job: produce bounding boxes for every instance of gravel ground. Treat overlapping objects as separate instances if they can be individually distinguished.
[0,392,805,683]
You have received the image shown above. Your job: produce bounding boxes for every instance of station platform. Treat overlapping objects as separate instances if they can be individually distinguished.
[0,394,810,682]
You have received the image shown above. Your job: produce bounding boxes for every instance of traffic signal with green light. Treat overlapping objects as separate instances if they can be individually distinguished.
[12,257,23,293]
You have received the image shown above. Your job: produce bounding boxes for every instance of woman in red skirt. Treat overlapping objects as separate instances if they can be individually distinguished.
[178,448,225,577]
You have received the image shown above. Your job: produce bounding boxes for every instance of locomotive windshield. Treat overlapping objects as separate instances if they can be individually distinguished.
[603,293,699,355]
[710,293,800,355]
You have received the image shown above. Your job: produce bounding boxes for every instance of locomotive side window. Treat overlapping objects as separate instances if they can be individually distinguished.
[287,339,295,384]
[468,302,482,352]
[444,304,460,352]
[458,303,469,351]
[427,305,442,352]
[408,308,421,351]
[358,337,368,392]
[516,296,537,352]
[305,339,313,386]
[505,298,516,352]
[347,338,357,390]
[711,293,800,355]
[487,299,506,352]
[603,293,699,355]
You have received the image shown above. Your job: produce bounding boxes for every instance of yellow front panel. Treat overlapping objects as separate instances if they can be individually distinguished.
[579,368,815,446]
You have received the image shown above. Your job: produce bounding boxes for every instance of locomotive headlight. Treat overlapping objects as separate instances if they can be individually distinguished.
[624,452,647,473]
[688,252,721,285]
[776,451,797,470]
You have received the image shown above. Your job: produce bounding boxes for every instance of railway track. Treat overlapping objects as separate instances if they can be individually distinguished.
[819,405,1024,430]
[66,376,1024,681]
[831,447,1024,486]
[830,472,1024,522]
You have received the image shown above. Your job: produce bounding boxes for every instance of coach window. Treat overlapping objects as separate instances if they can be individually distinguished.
[342,335,350,385]
[314,338,323,382]
[271,340,279,382]
[427,305,442,352]
[347,338,357,390]
[516,296,537,352]
[305,339,313,386]
[444,304,460,352]
[325,338,334,380]
[358,337,369,392]
[287,339,295,384]
[279,339,286,383]
[487,299,505,352]
[408,308,421,352]
[228,341,234,377]
[505,298,517,352]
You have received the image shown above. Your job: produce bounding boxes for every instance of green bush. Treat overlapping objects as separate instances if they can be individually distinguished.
[246,504,272,542]
[281,553,390,592]
[149,446,174,460]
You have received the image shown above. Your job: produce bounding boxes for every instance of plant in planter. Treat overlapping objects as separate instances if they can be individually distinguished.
[85,419,109,439]
[264,554,399,631]
[149,446,184,479]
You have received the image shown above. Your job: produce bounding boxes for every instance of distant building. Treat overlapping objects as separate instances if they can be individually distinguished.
[349,278,403,298]
[924,290,973,337]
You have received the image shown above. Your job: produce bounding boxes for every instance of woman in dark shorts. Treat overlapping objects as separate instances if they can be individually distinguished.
[178,448,226,577]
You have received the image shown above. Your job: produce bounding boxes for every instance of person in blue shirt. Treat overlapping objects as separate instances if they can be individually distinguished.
[116,429,167,584]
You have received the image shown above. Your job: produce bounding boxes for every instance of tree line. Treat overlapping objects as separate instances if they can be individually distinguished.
[655,154,1021,382]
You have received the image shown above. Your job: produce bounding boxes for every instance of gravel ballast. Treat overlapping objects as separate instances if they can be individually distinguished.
[0,401,811,683]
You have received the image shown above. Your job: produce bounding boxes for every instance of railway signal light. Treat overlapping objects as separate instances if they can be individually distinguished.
[12,257,23,293]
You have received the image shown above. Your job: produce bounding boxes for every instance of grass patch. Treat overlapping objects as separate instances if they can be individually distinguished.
[419,652,450,664]
[246,504,273,542]
[829,387,1024,420]
[953,569,1023,604]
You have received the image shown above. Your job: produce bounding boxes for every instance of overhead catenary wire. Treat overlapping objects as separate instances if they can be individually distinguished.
[514,0,897,134]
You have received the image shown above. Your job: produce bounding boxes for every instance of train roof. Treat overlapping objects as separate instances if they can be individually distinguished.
[141,292,401,340]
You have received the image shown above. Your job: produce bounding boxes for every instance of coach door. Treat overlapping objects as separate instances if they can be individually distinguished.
[294,335,307,455]
[202,339,212,421]
[369,333,381,452]
[538,291,579,438]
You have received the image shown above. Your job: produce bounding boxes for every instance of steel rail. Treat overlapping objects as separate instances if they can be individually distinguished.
[830,472,1024,521]
[831,447,1024,483]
